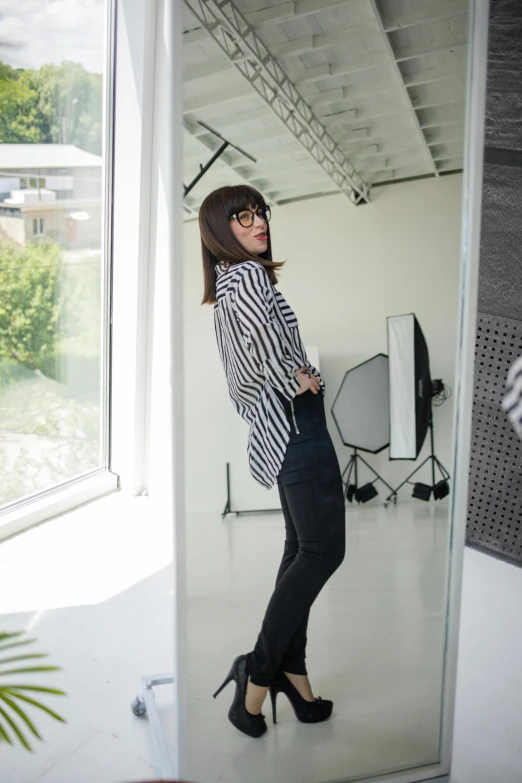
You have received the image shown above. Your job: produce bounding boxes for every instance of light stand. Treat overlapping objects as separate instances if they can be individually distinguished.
[342,448,397,505]
[385,406,450,505]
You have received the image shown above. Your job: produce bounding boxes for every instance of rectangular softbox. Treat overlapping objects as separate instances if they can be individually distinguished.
[387,314,431,460]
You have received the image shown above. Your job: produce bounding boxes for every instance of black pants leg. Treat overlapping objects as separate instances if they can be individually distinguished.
[274,486,310,676]
[248,468,346,687]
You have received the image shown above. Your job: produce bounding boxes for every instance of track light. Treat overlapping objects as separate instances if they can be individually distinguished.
[412,483,432,501]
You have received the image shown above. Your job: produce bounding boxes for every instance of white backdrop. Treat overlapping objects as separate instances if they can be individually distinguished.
[183,174,463,514]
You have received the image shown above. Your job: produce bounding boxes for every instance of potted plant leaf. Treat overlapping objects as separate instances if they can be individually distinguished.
[0,631,65,751]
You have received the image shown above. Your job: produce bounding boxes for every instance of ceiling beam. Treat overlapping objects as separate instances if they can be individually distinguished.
[184,58,232,82]
[321,106,401,127]
[188,106,273,133]
[394,33,468,63]
[426,132,464,147]
[222,125,293,145]
[304,81,399,105]
[292,53,390,84]
[437,158,463,172]
[184,0,371,205]
[183,83,255,113]
[403,62,466,87]
[270,24,380,60]
[229,142,313,165]
[352,140,463,162]
[265,178,339,200]
[340,123,464,149]
[420,117,464,131]
[242,158,318,179]
[370,164,434,184]
[411,95,464,112]
[383,0,468,32]
[183,27,208,45]
[245,0,356,28]
[363,0,438,177]
[219,0,467,35]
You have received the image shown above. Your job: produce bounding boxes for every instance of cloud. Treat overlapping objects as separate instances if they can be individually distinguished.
[0,0,104,72]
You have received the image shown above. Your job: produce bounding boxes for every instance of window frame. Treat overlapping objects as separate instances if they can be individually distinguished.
[0,0,118,539]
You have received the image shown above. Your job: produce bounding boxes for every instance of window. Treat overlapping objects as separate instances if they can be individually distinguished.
[32,218,45,236]
[0,0,115,519]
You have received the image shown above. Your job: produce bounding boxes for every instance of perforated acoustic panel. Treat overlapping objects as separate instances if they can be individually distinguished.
[467,313,522,566]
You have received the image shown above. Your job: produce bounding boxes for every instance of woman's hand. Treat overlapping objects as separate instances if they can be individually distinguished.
[295,367,321,395]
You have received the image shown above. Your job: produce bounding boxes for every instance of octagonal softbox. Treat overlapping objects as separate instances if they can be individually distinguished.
[331,354,390,454]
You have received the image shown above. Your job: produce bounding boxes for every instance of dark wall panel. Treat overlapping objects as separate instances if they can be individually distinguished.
[467,0,522,564]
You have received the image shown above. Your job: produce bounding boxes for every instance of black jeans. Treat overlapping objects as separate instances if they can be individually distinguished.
[248,390,346,687]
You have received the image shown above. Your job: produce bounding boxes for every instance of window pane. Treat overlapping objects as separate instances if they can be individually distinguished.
[0,1,110,508]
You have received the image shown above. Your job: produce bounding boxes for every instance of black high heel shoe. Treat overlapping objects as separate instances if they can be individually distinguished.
[269,673,333,724]
[213,654,268,738]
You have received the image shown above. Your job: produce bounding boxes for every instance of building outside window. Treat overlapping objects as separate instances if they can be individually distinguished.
[0,0,112,513]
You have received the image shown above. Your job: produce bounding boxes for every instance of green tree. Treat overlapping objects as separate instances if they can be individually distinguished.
[0,63,50,143]
[0,60,103,153]
[0,241,63,379]
[31,61,102,154]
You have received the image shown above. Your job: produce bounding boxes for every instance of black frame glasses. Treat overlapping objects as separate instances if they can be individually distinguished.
[230,205,271,228]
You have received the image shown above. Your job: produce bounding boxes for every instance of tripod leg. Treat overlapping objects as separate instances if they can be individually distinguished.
[434,457,450,481]
[391,456,432,496]
[357,454,397,496]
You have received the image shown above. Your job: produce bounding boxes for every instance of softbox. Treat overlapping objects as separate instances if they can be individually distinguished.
[331,354,389,453]
[387,314,432,460]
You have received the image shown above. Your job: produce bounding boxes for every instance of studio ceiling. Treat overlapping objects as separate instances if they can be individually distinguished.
[182,0,468,214]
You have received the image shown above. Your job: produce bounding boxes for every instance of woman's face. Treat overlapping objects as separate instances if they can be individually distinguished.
[229,204,268,257]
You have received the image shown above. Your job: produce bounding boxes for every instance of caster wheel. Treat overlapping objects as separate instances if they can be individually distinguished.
[131,696,147,716]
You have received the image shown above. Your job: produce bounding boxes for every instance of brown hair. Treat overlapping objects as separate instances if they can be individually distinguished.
[199,185,285,305]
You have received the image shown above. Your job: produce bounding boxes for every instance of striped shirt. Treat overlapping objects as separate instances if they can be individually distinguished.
[502,354,522,439]
[214,260,324,489]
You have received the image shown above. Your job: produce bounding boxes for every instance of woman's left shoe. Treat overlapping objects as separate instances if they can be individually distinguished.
[269,673,333,724]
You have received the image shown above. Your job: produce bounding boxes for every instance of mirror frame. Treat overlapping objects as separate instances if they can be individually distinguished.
[112,0,490,780]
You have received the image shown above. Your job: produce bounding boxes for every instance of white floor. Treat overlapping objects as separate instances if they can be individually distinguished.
[0,492,520,783]
[185,501,448,783]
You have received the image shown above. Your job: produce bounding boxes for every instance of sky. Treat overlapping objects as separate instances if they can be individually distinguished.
[0,0,105,73]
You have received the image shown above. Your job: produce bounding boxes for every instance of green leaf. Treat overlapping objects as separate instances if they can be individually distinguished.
[3,689,66,724]
[0,632,24,643]
[6,685,66,696]
[0,720,12,744]
[0,653,48,666]
[0,704,32,751]
[0,638,37,653]
[0,693,42,739]
[0,666,60,676]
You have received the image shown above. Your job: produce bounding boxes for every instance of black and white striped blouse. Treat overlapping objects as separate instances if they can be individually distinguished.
[503,354,522,439]
[214,260,324,489]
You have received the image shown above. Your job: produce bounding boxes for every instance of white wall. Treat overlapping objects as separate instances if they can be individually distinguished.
[184,174,463,514]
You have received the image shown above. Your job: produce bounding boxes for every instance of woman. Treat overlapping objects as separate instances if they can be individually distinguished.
[199,185,346,738]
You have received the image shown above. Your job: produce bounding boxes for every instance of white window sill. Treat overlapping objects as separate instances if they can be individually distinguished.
[0,470,120,542]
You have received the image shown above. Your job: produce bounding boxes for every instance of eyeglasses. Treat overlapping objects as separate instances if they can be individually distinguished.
[230,205,271,228]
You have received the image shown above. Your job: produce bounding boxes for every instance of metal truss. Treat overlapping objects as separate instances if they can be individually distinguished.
[364,0,439,178]
[183,0,371,206]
